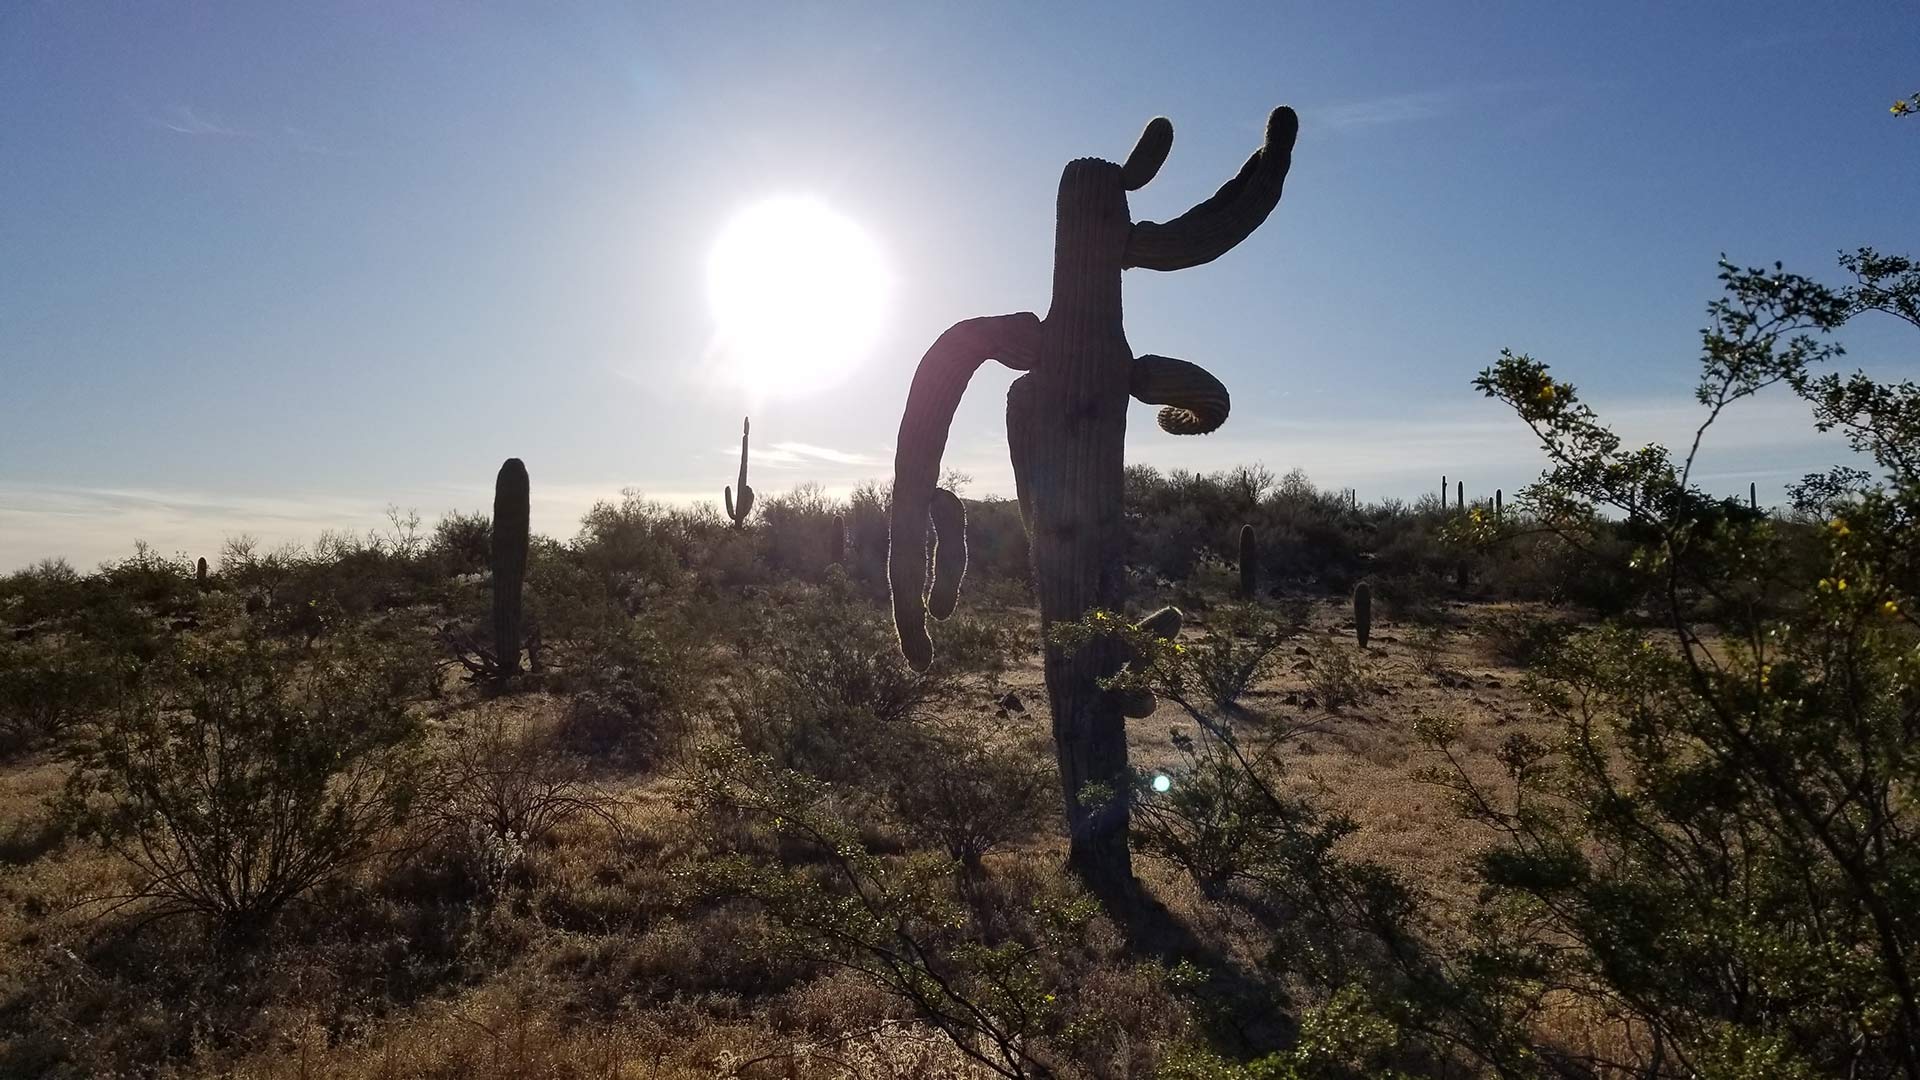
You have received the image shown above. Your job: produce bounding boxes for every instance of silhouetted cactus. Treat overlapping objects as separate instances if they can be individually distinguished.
[1496,488,1503,518]
[1456,479,1463,509]
[830,513,846,564]
[724,417,754,528]
[492,458,529,680]
[1238,523,1257,598]
[1353,581,1371,649]
[1442,475,1448,510]
[888,105,1298,892]
[195,557,208,590]
[928,488,966,618]
[1750,481,1757,510]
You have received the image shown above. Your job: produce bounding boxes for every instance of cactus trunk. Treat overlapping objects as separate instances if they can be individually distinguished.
[724,417,754,528]
[1354,581,1372,649]
[196,556,208,590]
[888,107,1298,898]
[1238,523,1257,598]
[491,458,529,680]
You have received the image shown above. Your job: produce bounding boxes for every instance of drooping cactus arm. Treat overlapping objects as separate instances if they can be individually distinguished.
[1006,373,1038,536]
[1123,106,1299,272]
[928,488,966,619]
[891,312,1043,670]
[1130,354,1231,435]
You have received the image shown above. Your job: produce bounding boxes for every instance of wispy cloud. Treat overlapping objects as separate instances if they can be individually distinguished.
[719,442,884,470]
[1318,91,1456,130]
[148,104,250,139]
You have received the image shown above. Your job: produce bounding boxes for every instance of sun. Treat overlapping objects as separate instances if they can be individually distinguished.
[707,197,889,396]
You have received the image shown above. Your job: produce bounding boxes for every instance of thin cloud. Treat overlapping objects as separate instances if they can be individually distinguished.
[720,442,884,470]
[149,104,250,138]
[1319,91,1455,130]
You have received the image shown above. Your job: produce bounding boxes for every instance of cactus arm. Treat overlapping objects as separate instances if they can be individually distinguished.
[1006,373,1038,536]
[1119,116,1173,191]
[724,485,736,520]
[1123,106,1298,272]
[928,488,967,619]
[1130,354,1231,435]
[891,312,1043,670]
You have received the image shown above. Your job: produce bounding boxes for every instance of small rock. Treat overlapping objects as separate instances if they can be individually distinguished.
[1293,645,1310,656]
[1301,695,1319,709]
[998,691,1026,714]
[1282,692,1300,706]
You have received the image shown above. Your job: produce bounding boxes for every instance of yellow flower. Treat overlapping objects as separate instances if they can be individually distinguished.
[1536,383,1556,401]
[1829,518,1850,536]
[1885,600,1901,616]
[1838,579,1849,591]
[1818,578,1834,592]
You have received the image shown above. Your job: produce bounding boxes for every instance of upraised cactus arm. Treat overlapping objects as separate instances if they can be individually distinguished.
[1123,106,1299,272]
[1130,354,1231,435]
[891,313,1042,670]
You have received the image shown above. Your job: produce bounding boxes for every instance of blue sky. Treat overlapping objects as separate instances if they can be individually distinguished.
[1,2,1914,569]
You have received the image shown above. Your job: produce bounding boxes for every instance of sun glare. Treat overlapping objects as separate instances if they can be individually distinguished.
[707,197,889,396]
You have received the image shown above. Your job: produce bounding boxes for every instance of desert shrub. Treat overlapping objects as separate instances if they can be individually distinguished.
[1421,250,1920,1073]
[60,626,433,936]
[682,745,1089,1078]
[880,717,1053,869]
[551,615,696,765]
[430,509,492,574]
[1307,643,1376,711]
[1475,608,1570,668]
[0,635,122,756]
[1182,604,1291,712]
[420,706,616,893]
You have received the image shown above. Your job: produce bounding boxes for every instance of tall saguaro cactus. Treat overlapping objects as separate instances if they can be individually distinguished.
[1238,523,1258,598]
[725,417,754,528]
[492,458,530,681]
[888,106,1299,894]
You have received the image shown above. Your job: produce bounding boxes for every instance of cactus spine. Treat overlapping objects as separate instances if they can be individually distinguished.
[491,458,529,680]
[1353,581,1372,649]
[888,106,1297,893]
[724,417,754,528]
[1238,523,1258,598]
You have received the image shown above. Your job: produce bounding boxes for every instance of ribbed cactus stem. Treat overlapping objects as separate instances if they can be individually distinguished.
[928,488,967,619]
[1353,581,1372,649]
[491,458,530,680]
[1750,482,1757,510]
[1442,475,1447,510]
[724,416,754,528]
[196,557,208,590]
[1496,489,1503,518]
[887,105,1298,895]
[1456,480,1463,510]
[1239,523,1257,598]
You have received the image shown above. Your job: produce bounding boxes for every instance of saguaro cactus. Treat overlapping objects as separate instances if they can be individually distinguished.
[1750,482,1757,510]
[1442,475,1448,510]
[1456,479,1463,509]
[195,556,208,590]
[1353,581,1372,649]
[888,105,1299,893]
[724,417,754,528]
[492,458,529,680]
[1238,523,1258,598]
[1495,488,1503,519]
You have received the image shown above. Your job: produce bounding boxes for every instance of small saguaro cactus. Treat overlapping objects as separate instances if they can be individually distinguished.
[1495,488,1503,518]
[1238,523,1258,598]
[492,458,530,681]
[724,417,754,528]
[830,513,847,565]
[1456,479,1463,509]
[1441,475,1448,510]
[1353,580,1372,649]
[195,556,208,590]
[1750,481,1757,510]
[888,104,1299,893]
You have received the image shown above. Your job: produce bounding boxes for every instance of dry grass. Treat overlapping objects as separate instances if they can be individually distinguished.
[0,588,1571,1078]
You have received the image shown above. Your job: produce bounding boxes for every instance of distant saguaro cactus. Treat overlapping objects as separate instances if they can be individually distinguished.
[1495,488,1503,518]
[196,557,208,590]
[1750,482,1757,510]
[830,513,846,565]
[1456,479,1463,509]
[1353,581,1372,649]
[888,105,1298,893]
[724,417,754,528]
[1238,523,1258,598]
[1442,475,1448,510]
[492,458,529,681]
